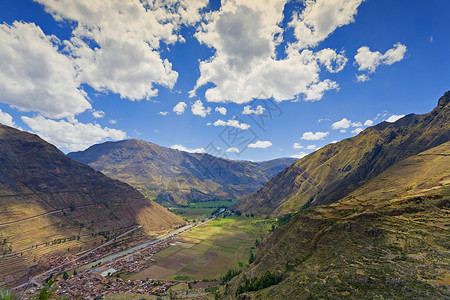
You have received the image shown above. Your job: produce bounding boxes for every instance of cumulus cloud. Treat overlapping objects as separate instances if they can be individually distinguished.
[301,131,329,140]
[364,119,373,126]
[248,140,272,149]
[289,0,364,50]
[331,118,361,130]
[293,143,317,150]
[0,21,91,118]
[158,111,168,116]
[170,144,206,153]
[190,0,354,104]
[351,127,363,134]
[173,102,187,115]
[35,0,210,101]
[109,120,117,124]
[354,42,407,73]
[386,114,405,123]
[291,152,308,159]
[293,142,303,150]
[92,110,105,118]
[191,100,211,117]
[209,119,250,130]
[215,107,227,115]
[226,147,240,153]
[0,109,16,127]
[356,74,369,82]
[243,105,265,116]
[22,115,126,151]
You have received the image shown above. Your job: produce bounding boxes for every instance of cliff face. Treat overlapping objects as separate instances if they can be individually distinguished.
[232,92,450,216]
[68,139,296,206]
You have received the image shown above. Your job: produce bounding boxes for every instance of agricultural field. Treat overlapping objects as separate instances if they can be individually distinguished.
[130,217,274,281]
[170,200,236,220]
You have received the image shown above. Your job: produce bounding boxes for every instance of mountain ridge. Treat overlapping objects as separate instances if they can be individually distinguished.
[224,141,450,299]
[68,139,297,206]
[0,124,183,287]
[231,92,450,216]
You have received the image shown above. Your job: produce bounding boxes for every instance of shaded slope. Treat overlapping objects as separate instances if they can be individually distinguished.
[68,140,296,206]
[0,124,183,286]
[224,142,450,299]
[232,92,450,216]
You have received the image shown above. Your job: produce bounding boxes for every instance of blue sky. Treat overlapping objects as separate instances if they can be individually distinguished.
[0,0,449,161]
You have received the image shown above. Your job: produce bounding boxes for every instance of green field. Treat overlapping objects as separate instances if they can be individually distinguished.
[170,200,236,220]
[130,217,274,281]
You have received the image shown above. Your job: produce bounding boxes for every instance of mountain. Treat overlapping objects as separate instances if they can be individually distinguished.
[68,140,296,206]
[224,141,450,299]
[232,92,450,216]
[0,124,183,287]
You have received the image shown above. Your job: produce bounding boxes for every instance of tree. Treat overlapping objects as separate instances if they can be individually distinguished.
[62,272,69,280]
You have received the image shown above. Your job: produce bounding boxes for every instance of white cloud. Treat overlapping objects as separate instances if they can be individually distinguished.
[331,118,361,130]
[0,21,91,118]
[190,0,351,104]
[317,118,329,123]
[0,109,16,127]
[385,114,405,123]
[293,142,303,150]
[22,115,126,151]
[226,147,239,153]
[301,131,329,140]
[289,0,365,50]
[170,144,206,153]
[248,140,272,149]
[354,43,407,73]
[92,110,105,118]
[315,49,348,73]
[243,105,265,116]
[351,127,363,134]
[364,119,373,126]
[356,74,369,82]
[293,143,316,150]
[109,120,117,124]
[215,107,227,115]
[35,0,212,101]
[158,111,169,116]
[291,152,308,159]
[191,100,211,117]
[209,119,250,130]
[173,102,187,115]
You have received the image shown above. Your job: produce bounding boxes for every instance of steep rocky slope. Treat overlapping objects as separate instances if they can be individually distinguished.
[68,139,296,206]
[0,124,183,287]
[224,141,450,299]
[232,92,450,216]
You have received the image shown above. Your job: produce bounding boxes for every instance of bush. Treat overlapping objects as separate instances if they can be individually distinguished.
[236,271,282,295]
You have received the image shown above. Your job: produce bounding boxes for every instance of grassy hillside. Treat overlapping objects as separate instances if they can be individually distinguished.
[68,139,296,206]
[232,92,450,216]
[222,142,450,299]
[0,124,184,287]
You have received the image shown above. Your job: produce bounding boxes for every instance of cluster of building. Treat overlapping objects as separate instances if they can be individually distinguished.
[23,235,183,298]
[25,274,175,299]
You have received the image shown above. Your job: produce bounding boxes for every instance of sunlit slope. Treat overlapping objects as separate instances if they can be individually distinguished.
[232,92,450,216]
[224,142,450,299]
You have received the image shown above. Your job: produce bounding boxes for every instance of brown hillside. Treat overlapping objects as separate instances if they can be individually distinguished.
[232,92,450,216]
[0,124,183,287]
[224,141,450,299]
[68,139,296,206]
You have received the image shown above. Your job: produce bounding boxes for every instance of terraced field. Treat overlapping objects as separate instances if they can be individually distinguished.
[130,217,274,281]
